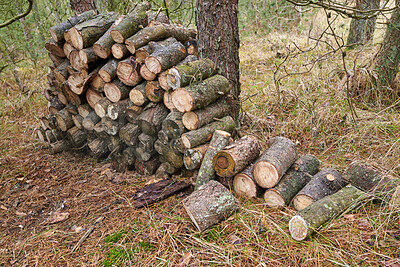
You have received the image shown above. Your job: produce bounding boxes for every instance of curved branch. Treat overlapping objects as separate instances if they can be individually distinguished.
[0,0,33,29]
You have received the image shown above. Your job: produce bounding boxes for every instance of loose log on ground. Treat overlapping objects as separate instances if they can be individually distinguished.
[144,81,164,102]
[55,108,74,131]
[183,144,209,170]
[99,58,119,83]
[72,114,84,129]
[86,88,103,109]
[67,126,87,147]
[117,57,142,86]
[134,156,160,175]
[233,164,265,199]
[107,98,133,120]
[82,110,101,131]
[111,43,130,59]
[167,58,216,90]
[172,75,230,112]
[104,78,131,103]
[93,15,125,59]
[162,110,185,139]
[145,41,186,74]
[263,155,320,207]
[292,168,347,211]
[140,64,157,81]
[119,123,140,146]
[94,97,112,118]
[181,116,235,149]
[195,130,231,190]
[183,180,238,232]
[88,138,110,158]
[289,185,368,241]
[137,102,169,135]
[213,135,262,178]
[252,136,298,188]
[45,38,65,58]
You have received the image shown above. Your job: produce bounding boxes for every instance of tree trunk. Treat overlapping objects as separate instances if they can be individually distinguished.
[70,0,97,15]
[196,0,240,118]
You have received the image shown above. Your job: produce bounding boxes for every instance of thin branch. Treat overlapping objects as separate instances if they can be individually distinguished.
[0,0,33,29]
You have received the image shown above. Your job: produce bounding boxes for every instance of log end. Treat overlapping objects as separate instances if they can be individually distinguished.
[264,190,285,208]
[110,30,124,43]
[171,89,193,113]
[213,151,236,178]
[182,111,199,130]
[145,56,162,74]
[104,83,120,103]
[233,173,258,199]
[253,161,279,188]
[166,67,180,89]
[292,194,314,211]
[69,28,83,50]
[93,44,109,59]
[94,103,107,118]
[129,89,146,106]
[49,28,58,43]
[124,40,136,54]
[289,215,309,241]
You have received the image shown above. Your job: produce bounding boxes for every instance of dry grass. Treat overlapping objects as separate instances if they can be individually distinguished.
[0,11,400,266]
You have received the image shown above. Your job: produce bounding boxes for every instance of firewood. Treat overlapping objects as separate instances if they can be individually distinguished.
[50,10,97,42]
[134,156,160,175]
[195,130,231,190]
[183,180,238,232]
[140,64,157,81]
[111,43,130,59]
[185,39,198,56]
[182,96,232,130]
[48,97,66,115]
[49,52,64,66]
[292,168,347,211]
[112,146,136,172]
[88,138,110,158]
[145,41,186,74]
[110,2,150,43]
[155,164,171,180]
[129,82,148,106]
[90,74,105,91]
[233,164,265,198]
[55,108,74,131]
[104,78,131,103]
[162,90,175,110]
[213,135,261,178]
[72,114,84,129]
[41,115,57,130]
[252,136,298,188]
[147,11,169,25]
[289,185,368,241]
[144,80,164,102]
[77,103,92,117]
[45,38,65,58]
[153,140,183,168]
[50,139,71,154]
[82,110,101,131]
[93,15,125,59]
[94,97,112,118]
[63,42,75,59]
[117,57,142,86]
[53,60,70,83]
[135,37,177,64]
[126,105,143,123]
[98,58,119,83]
[171,138,186,154]
[158,55,199,90]
[135,146,156,162]
[102,116,126,136]
[67,126,87,147]
[86,88,103,109]
[167,58,216,90]
[181,116,235,149]
[69,50,84,71]
[69,12,120,50]
[68,66,101,95]
[157,130,170,144]
[263,155,320,207]
[183,144,209,170]
[119,123,140,146]
[79,47,98,69]
[137,102,169,135]
[107,98,133,120]
[162,110,185,139]
[172,75,230,112]
[60,82,84,106]
[45,129,65,143]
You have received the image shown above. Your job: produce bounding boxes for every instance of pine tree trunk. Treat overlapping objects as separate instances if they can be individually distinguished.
[70,0,97,15]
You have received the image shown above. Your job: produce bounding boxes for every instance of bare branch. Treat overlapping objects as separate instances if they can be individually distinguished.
[0,0,33,29]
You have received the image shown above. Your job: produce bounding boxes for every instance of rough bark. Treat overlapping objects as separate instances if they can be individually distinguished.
[129,82,148,106]
[134,156,160,175]
[153,140,184,168]
[48,96,66,115]
[137,102,169,135]
[104,78,131,103]
[112,146,136,172]
[107,98,133,120]
[72,114,84,129]
[50,10,96,42]
[45,38,65,58]
[162,110,185,139]
[145,42,187,74]
[99,58,119,82]
[88,138,110,158]
[92,15,125,59]
[135,37,177,64]
[144,80,164,102]
[53,60,70,83]
[183,144,209,170]
[82,110,101,131]
[67,126,87,147]
[116,57,142,86]
[111,43,130,59]
[119,122,140,146]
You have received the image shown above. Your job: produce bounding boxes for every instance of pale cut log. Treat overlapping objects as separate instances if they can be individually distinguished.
[182,96,232,130]
[183,144,209,170]
[117,57,142,86]
[213,135,262,178]
[140,64,157,81]
[252,136,298,188]
[45,38,65,58]
[135,37,177,64]
[263,155,320,207]
[111,43,130,59]
[144,80,164,102]
[50,10,97,42]
[137,102,169,135]
[172,75,230,112]
[126,105,143,123]
[60,81,83,106]
[63,42,75,59]
[82,110,101,131]
[72,114,84,129]
[67,126,87,147]
[167,58,216,90]
[36,128,47,143]
[94,97,112,118]
[50,139,71,154]
[68,66,101,95]
[93,15,125,59]
[86,88,103,109]
[289,185,368,241]
[134,156,160,175]
[49,52,64,66]
[129,82,148,106]
[292,168,347,211]
[153,140,183,168]
[69,50,84,71]
[88,138,110,158]
[77,103,92,117]
[158,71,170,90]
[119,123,140,146]
[145,41,186,74]
[107,98,133,120]
[183,180,238,232]
[104,78,131,103]
[233,164,265,199]
[110,2,150,43]
[55,108,74,132]
[69,12,120,50]
[181,116,235,149]
[53,60,70,83]
[195,130,231,190]
[162,110,185,139]
[102,116,126,136]
[79,47,98,69]
[163,90,175,110]
[99,58,119,83]
[112,146,136,172]
[48,97,66,115]
[125,23,197,54]
[90,74,105,91]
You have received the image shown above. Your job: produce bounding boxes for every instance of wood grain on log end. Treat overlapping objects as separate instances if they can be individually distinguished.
[288,215,309,241]
[253,161,279,188]
[263,190,285,207]
[292,195,314,211]
[234,173,259,199]
[171,88,192,112]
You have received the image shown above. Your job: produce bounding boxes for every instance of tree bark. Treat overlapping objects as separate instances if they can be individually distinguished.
[50,10,96,42]
[111,43,130,59]
[137,102,169,135]
[70,0,97,15]
[134,156,160,175]
[145,42,187,74]
[93,15,125,59]
[135,37,177,64]
[183,144,209,170]
[119,122,140,146]
[99,58,119,82]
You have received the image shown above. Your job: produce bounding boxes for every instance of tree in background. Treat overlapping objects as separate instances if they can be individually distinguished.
[70,0,97,14]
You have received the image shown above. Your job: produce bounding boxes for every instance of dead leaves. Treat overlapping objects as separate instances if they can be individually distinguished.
[47,211,69,224]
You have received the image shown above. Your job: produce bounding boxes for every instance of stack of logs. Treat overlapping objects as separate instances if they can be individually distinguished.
[38,2,236,179]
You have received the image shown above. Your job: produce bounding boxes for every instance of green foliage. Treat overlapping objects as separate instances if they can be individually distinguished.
[104,229,129,244]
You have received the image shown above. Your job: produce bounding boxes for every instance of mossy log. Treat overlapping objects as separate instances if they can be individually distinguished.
[67,126,87,147]
[252,136,298,188]
[289,185,368,241]
[129,82,148,106]
[263,155,320,207]
[195,130,231,190]
[86,88,103,109]
[135,37,177,64]
[137,102,169,135]
[116,57,142,86]
[233,164,265,199]
[82,110,101,131]
[144,80,164,102]
[111,43,130,59]
[45,38,65,58]
[99,58,119,83]
[93,15,125,59]
[145,41,187,74]
[72,114,84,129]
[171,75,230,112]
[183,180,238,232]
[104,78,131,103]
[167,58,216,90]
[107,98,133,120]
[183,144,209,170]
[119,122,140,146]
[292,168,347,211]
[94,97,112,118]
[181,116,235,149]
[213,135,262,178]
[69,12,120,50]
[135,156,160,175]
[55,108,74,132]
[182,96,232,130]
[88,138,110,158]
[162,110,185,139]
[140,64,157,81]
[110,2,150,43]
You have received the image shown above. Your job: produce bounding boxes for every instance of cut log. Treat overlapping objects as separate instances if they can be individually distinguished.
[172,75,230,112]
[162,90,175,110]
[157,130,170,144]
[140,64,157,81]
[129,82,148,106]
[182,96,232,130]
[134,156,160,175]
[53,60,70,83]
[69,50,84,71]
[181,116,235,149]
[125,23,196,54]
[195,130,231,190]
[233,164,265,199]
[153,140,183,168]
[126,105,143,123]
[48,97,66,115]
[145,41,186,74]
[36,128,47,143]
[45,129,65,143]
[50,139,71,154]
[98,58,119,83]
[119,123,140,146]
[69,12,120,50]
[183,144,209,170]
[88,138,110,158]
[289,185,368,241]
[55,108,74,131]
[49,52,64,66]
[90,74,105,91]
[158,71,170,90]
[162,110,185,139]
[117,57,142,86]
[144,80,164,102]
[135,37,177,64]
[147,11,169,25]
[185,39,198,56]
[263,155,320,207]
[213,135,262,178]
[77,103,92,117]
[183,180,238,232]
[167,58,216,90]
[111,43,130,59]
[132,179,190,208]
[61,82,84,106]
[252,136,298,188]
[82,110,101,131]
[68,66,101,95]
[171,138,186,154]
[134,146,156,162]
[104,78,131,103]
[79,47,98,69]
[137,102,169,135]
[67,126,87,147]
[41,115,57,130]
[102,116,126,136]
[86,88,103,109]
[93,15,125,59]
[292,168,347,211]
[110,2,150,43]
[64,103,78,115]
[72,114,84,129]
[50,10,97,42]
[107,98,133,120]
[45,38,65,58]
[112,146,136,172]
[63,42,75,59]
[94,97,112,118]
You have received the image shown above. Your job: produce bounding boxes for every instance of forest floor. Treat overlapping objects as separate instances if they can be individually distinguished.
[1,17,400,266]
